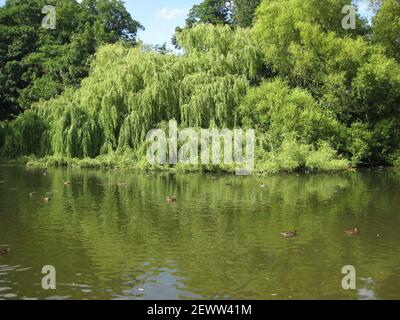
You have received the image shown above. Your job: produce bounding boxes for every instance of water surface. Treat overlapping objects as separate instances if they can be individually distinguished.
[0,165,400,300]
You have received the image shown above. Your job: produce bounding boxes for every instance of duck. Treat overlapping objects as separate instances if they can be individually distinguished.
[43,170,48,176]
[0,248,9,256]
[29,191,37,197]
[281,230,297,237]
[166,196,177,203]
[44,194,51,202]
[64,181,71,186]
[345,227,359,235]
[225,181,233,186]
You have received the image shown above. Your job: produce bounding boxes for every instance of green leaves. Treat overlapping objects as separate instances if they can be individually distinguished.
[184,0,262,28]
[234,0,262,28]
[0,0,142,120]
[1,25,261,161]
[352,53,400,121]
[186,0,234,27]
[372,0,400,62]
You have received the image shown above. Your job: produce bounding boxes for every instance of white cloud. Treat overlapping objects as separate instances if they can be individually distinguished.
[155,8,188,20]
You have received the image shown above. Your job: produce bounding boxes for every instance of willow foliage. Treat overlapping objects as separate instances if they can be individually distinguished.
[0,111,47,157]
[2,24,263,163]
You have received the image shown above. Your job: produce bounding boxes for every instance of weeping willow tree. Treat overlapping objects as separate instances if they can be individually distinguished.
[4,1,400,172]
[0,24,264,166]
[0,111,47,158]
[0,23,350,172]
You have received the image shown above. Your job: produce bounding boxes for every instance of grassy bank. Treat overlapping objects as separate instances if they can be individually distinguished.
[1,149,351,175]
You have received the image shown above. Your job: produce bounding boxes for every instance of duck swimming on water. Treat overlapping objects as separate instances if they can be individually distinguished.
[345,227,359,235]
[281,230,297,238]
[0,248,9,256]
[166,196,177,203]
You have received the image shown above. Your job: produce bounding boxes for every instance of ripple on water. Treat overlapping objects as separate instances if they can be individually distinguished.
[45,296,70,300]
[1,167,400,299]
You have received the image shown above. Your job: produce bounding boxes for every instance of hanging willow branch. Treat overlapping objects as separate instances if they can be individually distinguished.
[1,24,263,160]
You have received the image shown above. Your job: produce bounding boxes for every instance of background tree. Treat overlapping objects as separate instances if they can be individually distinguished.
[184,0,261,28]
[174,0,262,48]
[0,0,143,120]
[185,0,234,27]
[253,0,400,165]
[234,0,261,27]
[371,0,400,62]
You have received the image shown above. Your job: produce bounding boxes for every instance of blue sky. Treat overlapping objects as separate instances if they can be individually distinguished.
[0,0,373,47]
[124,0,200,48]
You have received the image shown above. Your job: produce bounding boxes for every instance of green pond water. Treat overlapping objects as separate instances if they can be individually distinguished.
[0,165,400,300]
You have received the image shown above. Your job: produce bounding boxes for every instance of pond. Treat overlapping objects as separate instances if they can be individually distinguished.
[0,165,400,300]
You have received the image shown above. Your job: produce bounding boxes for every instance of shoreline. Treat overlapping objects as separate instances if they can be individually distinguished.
[0,156,393,176]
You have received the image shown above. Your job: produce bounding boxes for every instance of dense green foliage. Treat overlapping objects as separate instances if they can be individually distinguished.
[185,0,261,28]
[371,0,400,62]
[1,25,263,166]
[0,0,142,120]
[234,0,262,27]
[186,0,234,27]
[173,0,261,48]
[1,0,400,174]
[253,0,400,167]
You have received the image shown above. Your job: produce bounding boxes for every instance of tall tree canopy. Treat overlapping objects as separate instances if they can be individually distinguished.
[173,0,261,48]
[234,0,262,27]
[0,0,143,120]
[185,0,234,27]
[252,0,400,165]
[185,0,261,28]
[371,0,400,62]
